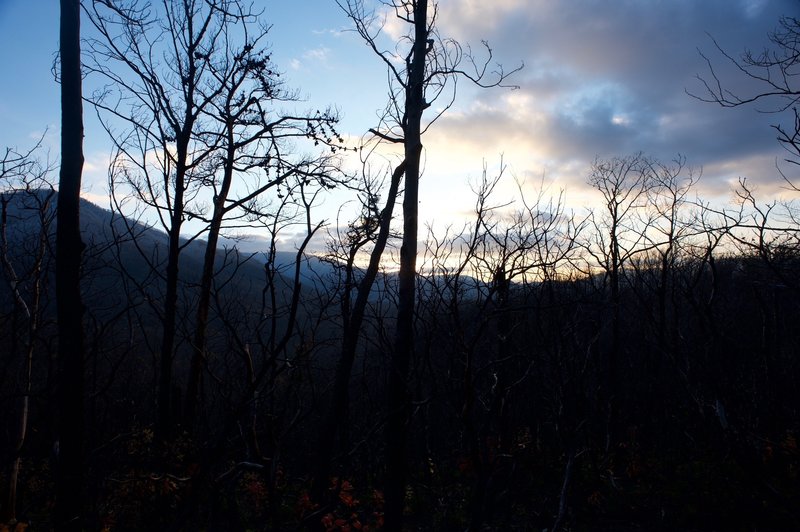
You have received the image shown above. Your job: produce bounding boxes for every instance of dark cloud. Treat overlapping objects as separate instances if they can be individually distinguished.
[430,0,797,196]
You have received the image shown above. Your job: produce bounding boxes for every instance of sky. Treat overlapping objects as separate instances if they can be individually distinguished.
[0,0,798,250]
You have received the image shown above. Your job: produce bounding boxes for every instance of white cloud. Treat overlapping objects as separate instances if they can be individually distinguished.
[303,46,332,62]
[741,0,768,18]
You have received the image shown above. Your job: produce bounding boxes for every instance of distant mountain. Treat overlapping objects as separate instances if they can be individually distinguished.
[1,188,336,282]
[0,189,349,323]
[1,190,485,316]
[217,234,336,281]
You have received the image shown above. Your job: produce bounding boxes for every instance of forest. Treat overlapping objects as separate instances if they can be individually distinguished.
[1,1,799,530]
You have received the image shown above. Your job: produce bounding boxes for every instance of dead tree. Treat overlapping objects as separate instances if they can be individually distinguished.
[691,15,800,189]
[181,0,343,432]
[331,2,519,527]
[584,153,653,457]
[0,144,55,524]
[86,0,240,438]
[55,0,85,528]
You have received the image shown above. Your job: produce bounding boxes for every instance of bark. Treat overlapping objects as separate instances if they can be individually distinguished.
[55,0,85,529]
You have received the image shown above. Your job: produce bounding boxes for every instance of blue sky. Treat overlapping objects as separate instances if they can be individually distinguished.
[1,0,797,246]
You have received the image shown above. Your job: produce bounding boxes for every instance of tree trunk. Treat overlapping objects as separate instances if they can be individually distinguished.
[384,2,428,529]
[156,113,192,440]
[312,160,406,503]
[55,0,85,529]
[606,219,621,455]
[156,186,184,439]
[185,139,235,431]
[156,2,201,438]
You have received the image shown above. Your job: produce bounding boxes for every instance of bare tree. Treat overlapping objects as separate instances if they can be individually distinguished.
[86,0,345,438]
[0,143,55,524]
[408,164,581,530]
[456,169,579,530]
[180,0,343,432]
[56,0,85,528]
[625,157,700,442]
[311,158,405,506]
[85,0,232,438]
[638,157,699,345]
[691,15,800,189]
[706,177,800,289]
[332,2,519,526]
[583,153,653,455]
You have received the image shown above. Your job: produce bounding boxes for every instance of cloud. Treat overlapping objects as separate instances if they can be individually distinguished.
[412,0,797,210]
[312,28,347,38]
[288,46,334,72]
[277,0,797,234]
[303,46,332,62]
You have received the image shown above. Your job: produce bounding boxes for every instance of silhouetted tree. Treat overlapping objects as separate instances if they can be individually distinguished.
[0,143,55,524]
[85,0,230,438]
[692,15,799,189]
[627,156,699,430]
[584,153,653,454]
[55,0,85,528]
[312,159,405,505]
[414,163,581,530]
[181,0,342,433]
[332,2,519,526]
[87,0,345,439]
